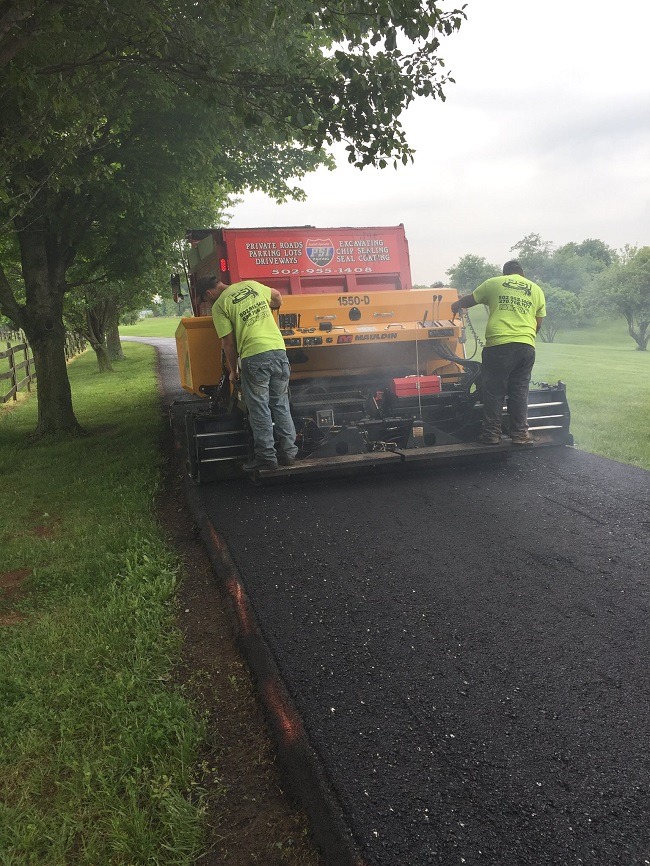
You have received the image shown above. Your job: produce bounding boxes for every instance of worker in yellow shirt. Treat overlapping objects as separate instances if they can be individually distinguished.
[451,260,546,446]
[202,276,298,471]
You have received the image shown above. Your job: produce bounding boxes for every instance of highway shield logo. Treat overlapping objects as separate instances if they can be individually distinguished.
[306,238,335,267]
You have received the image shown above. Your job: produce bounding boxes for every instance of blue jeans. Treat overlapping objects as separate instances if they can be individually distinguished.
[240,350,298,461]
[481,343,536,436]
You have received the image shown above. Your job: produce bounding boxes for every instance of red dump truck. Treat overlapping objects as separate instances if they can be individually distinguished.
[185,224,413,296]
[175,225,571,483]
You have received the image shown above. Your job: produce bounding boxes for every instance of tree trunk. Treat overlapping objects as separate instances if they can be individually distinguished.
[626,315,649,351]
[539,324,557,343]
[91,341,114,371]
[105,299,125,361]
[637,319,648,351]
[28,315,86,438]
[85,305,114,372]
[14,222,85,437]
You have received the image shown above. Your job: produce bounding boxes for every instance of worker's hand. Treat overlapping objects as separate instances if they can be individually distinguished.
[450,301,461,315]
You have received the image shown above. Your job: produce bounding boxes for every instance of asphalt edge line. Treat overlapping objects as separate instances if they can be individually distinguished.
[182,476,369,866]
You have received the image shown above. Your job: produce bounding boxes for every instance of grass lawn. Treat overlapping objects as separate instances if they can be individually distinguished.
[534,341,649,469]
[120,317,185,338]
[0,345,204,865]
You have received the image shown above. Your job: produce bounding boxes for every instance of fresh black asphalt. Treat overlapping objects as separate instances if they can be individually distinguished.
[139,337,650,866]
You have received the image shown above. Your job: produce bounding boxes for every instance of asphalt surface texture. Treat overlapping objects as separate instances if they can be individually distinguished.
[139,337,650,866]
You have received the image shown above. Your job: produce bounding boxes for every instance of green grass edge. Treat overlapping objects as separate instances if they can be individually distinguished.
[0,344,206,865]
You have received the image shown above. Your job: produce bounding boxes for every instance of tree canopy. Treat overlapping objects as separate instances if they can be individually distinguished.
[446,254,499,294]
[1,0,467,177]
[510,233,615,294]
[0,0,467,435]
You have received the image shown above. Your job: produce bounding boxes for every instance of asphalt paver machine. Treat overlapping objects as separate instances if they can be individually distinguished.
[174,225,571,482]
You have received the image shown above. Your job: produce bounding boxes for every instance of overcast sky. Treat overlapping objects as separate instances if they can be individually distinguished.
[229,0,650,285]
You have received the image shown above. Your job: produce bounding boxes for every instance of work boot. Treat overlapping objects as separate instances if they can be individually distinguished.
[511,432,535,446]
[277,452,296,466]
[476,432,501,445]
[242,457,279,472]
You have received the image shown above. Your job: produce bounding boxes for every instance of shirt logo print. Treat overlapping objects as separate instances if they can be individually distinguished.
[231,286,259,304]
[502,278,532,296]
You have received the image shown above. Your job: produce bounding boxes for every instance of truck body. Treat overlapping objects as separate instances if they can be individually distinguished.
[175,225,571,482]
[186,225,412,295]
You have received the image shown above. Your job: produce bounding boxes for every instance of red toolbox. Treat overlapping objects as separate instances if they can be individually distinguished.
[389,375,442,397]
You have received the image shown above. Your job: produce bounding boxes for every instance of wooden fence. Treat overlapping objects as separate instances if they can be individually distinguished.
[0,329,87,404]
[0,332,34,403]
[0,326,22,343]
[64,332,87,361]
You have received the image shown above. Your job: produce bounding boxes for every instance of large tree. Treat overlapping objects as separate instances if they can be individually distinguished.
[537,286,581,343]
[0,0,466,436]
[588,247,650,351]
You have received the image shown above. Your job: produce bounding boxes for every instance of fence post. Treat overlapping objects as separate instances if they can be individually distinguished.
[24,340,32,393]
[8,341,17,401]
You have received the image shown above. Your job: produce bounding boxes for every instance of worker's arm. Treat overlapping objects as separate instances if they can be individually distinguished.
[221,332,239,383]
[450,293,478,315]
[536,316,544,333]
[269,288,282,309]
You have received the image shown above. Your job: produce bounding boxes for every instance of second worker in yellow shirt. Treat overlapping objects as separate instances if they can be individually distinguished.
[451,260,546,446]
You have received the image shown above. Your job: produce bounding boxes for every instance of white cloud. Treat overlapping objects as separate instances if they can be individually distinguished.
[229,0,650,283]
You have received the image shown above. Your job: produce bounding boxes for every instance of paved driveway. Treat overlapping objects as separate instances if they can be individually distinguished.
[139,337,650,866]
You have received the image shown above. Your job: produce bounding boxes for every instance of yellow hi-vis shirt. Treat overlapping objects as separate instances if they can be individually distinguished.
[473,275,546,347]
[212,280,285,359]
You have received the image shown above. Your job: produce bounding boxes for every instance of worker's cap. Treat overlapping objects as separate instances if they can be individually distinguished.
[502,260,524,275]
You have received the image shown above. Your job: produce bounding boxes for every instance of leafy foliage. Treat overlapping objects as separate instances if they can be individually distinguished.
[446,254,499,294]
[510,233,615,294]
[0,0,466,184]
